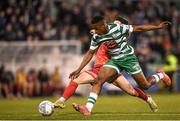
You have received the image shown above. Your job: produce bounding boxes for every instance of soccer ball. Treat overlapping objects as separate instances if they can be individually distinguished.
[39,100,54,116]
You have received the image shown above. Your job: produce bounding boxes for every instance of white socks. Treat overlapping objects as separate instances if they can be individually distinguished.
[147,96,152,103]
[59,97,66,103]
[152,73,164,83]
[86,92,98,112]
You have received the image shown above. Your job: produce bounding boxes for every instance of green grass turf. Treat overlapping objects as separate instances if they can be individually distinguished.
[0,93,180,120]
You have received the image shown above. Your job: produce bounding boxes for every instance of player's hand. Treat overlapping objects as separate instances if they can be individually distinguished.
[69,69,81,79]
[158,21,171,28]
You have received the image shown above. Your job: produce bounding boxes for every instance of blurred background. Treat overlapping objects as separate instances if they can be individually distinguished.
[0,0,179,99]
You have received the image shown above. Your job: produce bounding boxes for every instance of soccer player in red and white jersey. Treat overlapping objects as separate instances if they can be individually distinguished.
[54,17,158,112]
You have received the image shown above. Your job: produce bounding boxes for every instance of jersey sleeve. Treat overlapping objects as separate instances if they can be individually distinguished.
[89,36,99,50]
[117,24,133,34]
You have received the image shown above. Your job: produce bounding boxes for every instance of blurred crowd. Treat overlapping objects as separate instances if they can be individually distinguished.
[0,0,179,57]
[0,0,180,96]
[0,64,64,98]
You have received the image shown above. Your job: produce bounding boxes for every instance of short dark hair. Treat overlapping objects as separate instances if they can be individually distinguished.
[115,16,128,24]
[91,15,104,24]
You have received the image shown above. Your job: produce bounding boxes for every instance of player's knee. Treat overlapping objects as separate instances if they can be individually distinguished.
[91,77,103,87]
[97,76,106,84]
[91,78,102,86]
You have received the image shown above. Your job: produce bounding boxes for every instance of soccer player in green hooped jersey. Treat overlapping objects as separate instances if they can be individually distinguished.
[70,15,172,116]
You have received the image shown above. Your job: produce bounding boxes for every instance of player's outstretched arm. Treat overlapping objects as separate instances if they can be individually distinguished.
[132,21,171,32]
[69,49,96,79]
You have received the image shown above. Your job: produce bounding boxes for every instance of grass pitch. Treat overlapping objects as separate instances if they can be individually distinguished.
[0,93,180,120]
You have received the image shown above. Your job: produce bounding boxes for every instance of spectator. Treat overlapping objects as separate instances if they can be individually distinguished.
[38,67,50,96]
[6,70,14,97]
[0,65,14,98]
[4,23,16,41]
[0,65,8,98]
[50,66,64,95]
[15,67,27,97]
[163,52,178,92]
[26,69,37,97]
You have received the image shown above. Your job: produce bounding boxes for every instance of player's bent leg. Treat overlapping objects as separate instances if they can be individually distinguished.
[132,71,171,90]
[62,72,95,101]
[112,75,137,96]
[85,67,118,113]
[54,72,95,109]
[132,72,152,90]
[93,67,118,94]
[112,75,149,101]
[113,75,158,112]
[73,72,95,84]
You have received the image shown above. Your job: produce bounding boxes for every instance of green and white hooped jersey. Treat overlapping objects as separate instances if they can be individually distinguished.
[90,23,134,59]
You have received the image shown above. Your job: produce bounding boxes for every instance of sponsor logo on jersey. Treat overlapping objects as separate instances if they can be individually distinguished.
[104,40,118,49]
